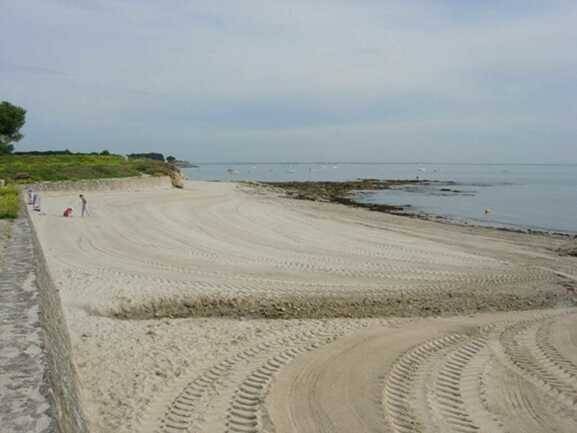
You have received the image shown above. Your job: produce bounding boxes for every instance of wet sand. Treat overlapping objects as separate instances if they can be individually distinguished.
[28,181,577,433]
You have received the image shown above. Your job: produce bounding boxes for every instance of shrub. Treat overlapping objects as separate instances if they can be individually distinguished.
[0,185,19,219]
[127,152,165,161]
[0,184,19,195]
[0,154,175,183]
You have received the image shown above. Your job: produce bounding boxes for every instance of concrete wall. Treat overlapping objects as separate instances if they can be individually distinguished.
[30,175,172,192]
[25,206,90,433]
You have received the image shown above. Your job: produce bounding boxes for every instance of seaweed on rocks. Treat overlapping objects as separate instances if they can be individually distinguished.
[259,179,435,215]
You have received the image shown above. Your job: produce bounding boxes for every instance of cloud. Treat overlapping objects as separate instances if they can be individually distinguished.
[1,0,576,161]
[0,62,70,76]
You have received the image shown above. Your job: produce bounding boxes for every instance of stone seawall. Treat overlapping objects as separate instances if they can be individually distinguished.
[25,205,90,433]
[30,175,172,192]
[0,214,55,433]
[2,175,177,433]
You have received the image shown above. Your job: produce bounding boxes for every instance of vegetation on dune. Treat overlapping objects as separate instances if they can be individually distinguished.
[0,153,177,218]
[0,154,175,183]
[0,184,19,219]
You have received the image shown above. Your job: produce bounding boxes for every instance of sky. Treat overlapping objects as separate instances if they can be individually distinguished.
[1,0,576,163]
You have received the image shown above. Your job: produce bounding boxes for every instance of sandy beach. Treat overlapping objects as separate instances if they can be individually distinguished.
[28,180,577,433]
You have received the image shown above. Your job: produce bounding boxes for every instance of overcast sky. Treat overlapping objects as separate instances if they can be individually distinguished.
[1,0,576,163]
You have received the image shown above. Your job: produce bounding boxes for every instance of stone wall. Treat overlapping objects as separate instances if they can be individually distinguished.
[3,175,178,433]
[25,206,90,433]
[0,215,55,433]
[29,174,172,192]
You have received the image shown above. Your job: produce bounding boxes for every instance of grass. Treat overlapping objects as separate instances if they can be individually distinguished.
[0,185,20,219]
[0,154,177,218]
[0,154,174,183]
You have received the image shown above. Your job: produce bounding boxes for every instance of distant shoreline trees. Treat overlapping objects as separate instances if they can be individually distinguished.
[14,149,116,156]
[127,152,165,161]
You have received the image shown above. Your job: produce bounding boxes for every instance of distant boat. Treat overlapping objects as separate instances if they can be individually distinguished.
[418,168,427,172]
[226,168,240,175]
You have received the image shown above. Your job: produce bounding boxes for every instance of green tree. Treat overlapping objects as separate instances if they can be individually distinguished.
[127,152,164,161]
[0,101,26,154]
[166,155,176,163]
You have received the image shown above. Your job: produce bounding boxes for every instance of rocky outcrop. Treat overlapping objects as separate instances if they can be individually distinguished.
[172,160,198,168]
[258,179,429,214]
[168,168,186,189]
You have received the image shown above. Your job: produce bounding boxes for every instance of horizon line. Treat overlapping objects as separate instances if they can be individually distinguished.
[188,161,577,166]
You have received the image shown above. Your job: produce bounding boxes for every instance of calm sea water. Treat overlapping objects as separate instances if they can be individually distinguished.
[183,163,577,234]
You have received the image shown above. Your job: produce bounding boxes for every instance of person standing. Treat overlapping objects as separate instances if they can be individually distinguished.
[80,194,89,217]
[33,192,41,211]
[27,188,34,205]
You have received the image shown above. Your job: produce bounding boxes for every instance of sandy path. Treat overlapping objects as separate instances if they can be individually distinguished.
[27,181,577,433]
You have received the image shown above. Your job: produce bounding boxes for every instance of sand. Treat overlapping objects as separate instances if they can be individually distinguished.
[28,181,577,433]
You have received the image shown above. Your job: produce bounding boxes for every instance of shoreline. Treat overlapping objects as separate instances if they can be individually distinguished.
[253,179,577,239]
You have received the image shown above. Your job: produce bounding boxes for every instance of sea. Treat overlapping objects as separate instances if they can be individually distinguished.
[182,163,577,234]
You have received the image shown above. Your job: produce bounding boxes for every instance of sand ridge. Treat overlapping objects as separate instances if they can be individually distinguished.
[28,181,577,433]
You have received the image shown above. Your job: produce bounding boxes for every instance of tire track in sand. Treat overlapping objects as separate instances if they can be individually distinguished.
[141,321,370,433]
[262,311,577,433]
